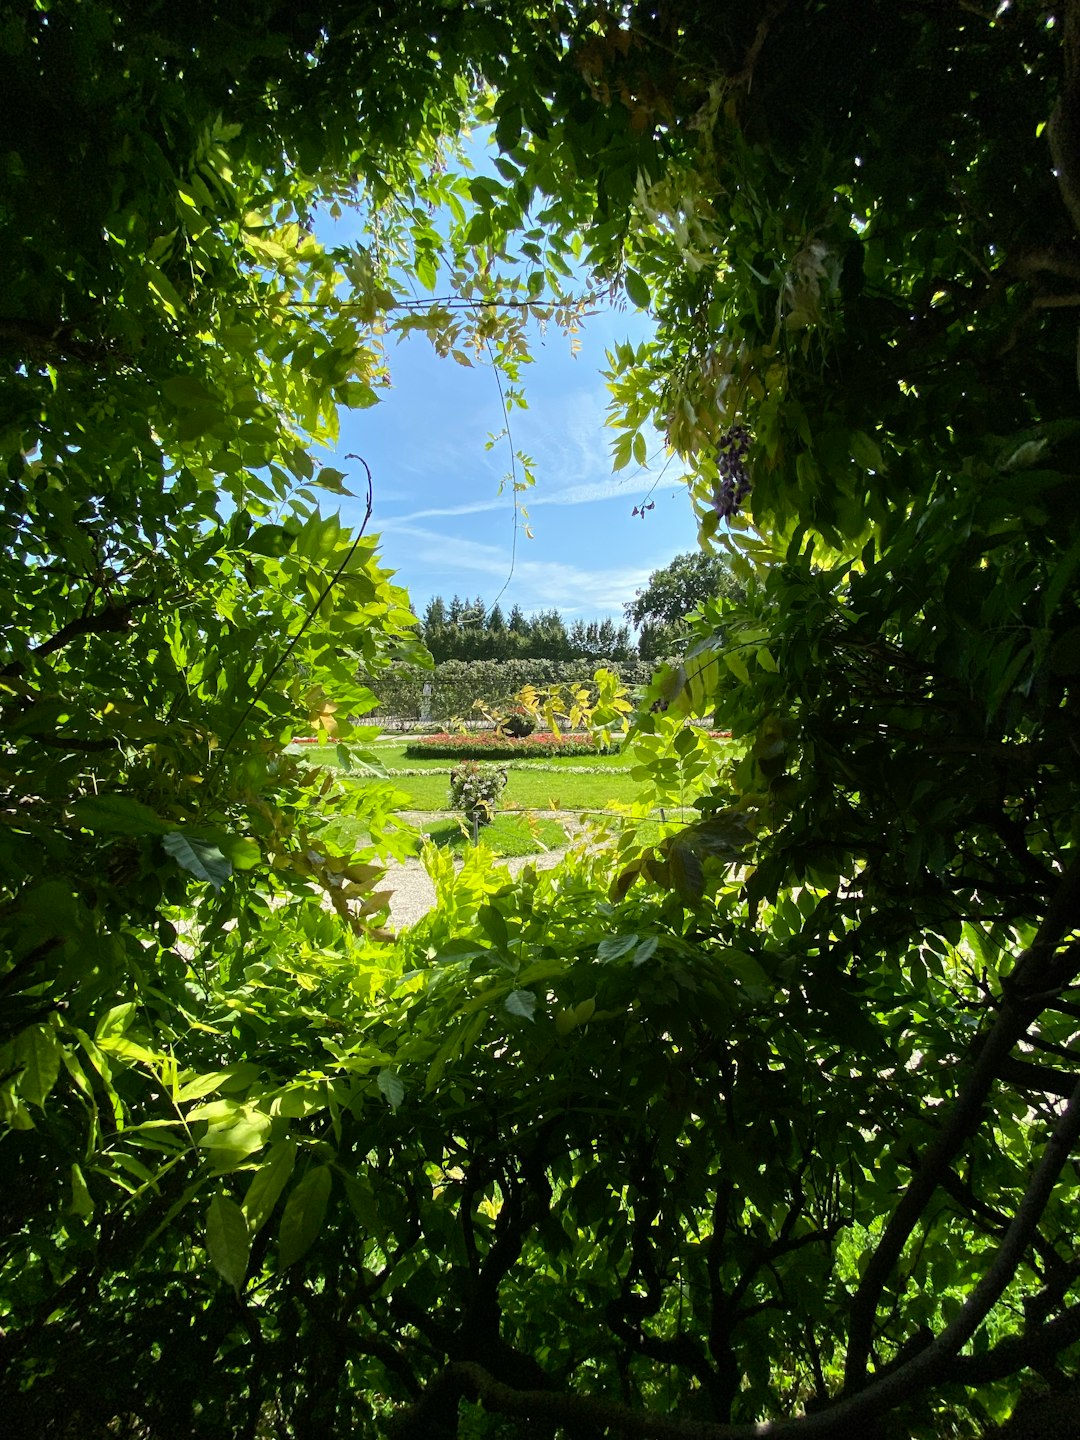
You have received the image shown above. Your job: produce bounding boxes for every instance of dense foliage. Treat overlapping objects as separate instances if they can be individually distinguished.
[3,2,1080,1439]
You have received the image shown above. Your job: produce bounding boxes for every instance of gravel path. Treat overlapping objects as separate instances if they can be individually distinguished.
[382,810,586,930]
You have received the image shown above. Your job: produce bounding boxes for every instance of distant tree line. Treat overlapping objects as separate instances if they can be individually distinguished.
[421,595,635,663]
[420,554,741,665]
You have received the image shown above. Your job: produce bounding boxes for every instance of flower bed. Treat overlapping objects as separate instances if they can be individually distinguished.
[404,731,616,760]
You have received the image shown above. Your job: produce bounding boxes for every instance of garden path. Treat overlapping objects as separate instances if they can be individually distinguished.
[381,810,589,930]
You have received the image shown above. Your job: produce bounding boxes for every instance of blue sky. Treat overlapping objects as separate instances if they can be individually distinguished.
[320,296,702,628]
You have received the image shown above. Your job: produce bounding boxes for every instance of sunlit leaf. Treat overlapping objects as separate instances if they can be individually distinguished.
[206,1193,250,1293]
[505,989,536,1022]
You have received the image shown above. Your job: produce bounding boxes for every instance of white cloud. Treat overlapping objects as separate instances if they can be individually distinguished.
[384,524,654,615]
[376,378,680,528]
[377,475,662,528]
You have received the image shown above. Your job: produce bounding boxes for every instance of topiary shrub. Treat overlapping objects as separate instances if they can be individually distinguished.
[496,709,536,738]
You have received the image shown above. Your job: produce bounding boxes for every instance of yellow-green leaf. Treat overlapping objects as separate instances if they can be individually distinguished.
[243,1138,297,1237]
[206,1193,250,1293]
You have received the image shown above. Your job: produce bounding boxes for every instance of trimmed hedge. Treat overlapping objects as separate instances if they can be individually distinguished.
[404,731,616,760]
[363,658,662,726]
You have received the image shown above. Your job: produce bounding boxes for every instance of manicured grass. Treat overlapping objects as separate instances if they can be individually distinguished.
[319,811,567,858]
[290,741,633,772]
[385,768,646,812]
[288,741,644,808]
[291,737,735,819]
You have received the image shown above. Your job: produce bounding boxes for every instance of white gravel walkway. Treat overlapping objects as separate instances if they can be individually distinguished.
[381,810,587,930]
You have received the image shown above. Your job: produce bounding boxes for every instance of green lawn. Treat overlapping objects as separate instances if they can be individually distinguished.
[321,810,568,858]
[293,739,720,858]
[289,740,648,810]
[423,814,568,856]
[292,740,634,772]
[388,768,646,812]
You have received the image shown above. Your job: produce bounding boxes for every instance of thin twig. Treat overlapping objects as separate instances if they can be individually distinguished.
[484,339,521,617]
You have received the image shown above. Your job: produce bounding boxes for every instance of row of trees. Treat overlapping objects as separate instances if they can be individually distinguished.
[420,550,741,665]
[420,595,636,662]
[3,2,1080,1438]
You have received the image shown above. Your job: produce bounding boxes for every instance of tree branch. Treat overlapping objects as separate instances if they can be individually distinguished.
[2,598,148,678]
[945,1299,1080,1385]
[390,1075,1080,1440]
[0,316,127,365]
[844,850,1080,1390]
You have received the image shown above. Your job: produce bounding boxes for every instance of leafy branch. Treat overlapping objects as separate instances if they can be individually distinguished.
[216,457,375,762]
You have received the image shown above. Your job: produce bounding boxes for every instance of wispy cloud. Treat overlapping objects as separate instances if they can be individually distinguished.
[383,525,654,614]
[377,471,671,529]
[377,380,679,527]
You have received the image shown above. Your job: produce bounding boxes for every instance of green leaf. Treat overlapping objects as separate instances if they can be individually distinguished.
[242,1137,297,1236]
[95,1003,135,1044]
[72,794,171,835]
[477,904,509,954]
[246,524,298,557]
[723,651,751,685]
[198,1109,273,1171]
[338,380,379,409]
[162,832,232,889]
[377,1069,405,1110]
[597,934,639,962]
[505,988,537,1022]
[206,1193,250,1293]
[176,1068,245,1104]
[207,832,261,870]
[69,1163,94,1218]
[277,1165,332,1269]
[632,936,658,966]
[163,375,218,409]
[850,430,885,471]
[315,467,354,494]
[667,837,705,903]
[624,269,652,309]
[723,949,771,993]
[12,1025,61,1108]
